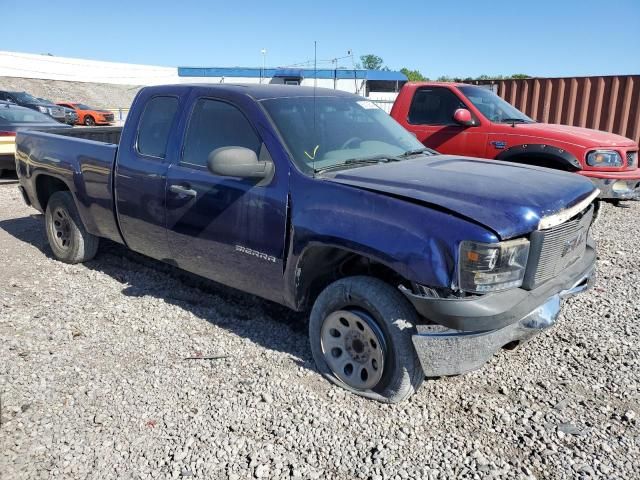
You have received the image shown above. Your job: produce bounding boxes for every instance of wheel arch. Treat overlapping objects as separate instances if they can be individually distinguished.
[35,173,71,211]
[288,243,409,311]
[495,144,582,171]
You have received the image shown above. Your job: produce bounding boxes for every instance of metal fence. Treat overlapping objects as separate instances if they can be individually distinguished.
[105,108,130,126]
[472,75,640,144]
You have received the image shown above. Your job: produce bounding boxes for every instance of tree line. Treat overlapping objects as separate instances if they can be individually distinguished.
[358,54,530,82]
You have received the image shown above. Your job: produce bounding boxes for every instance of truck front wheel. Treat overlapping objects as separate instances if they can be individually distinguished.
[45,191,99,264]
[309,276,424,403]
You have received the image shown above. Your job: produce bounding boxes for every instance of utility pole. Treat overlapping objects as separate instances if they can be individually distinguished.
[332,57,337,89]
[260,48,267,84]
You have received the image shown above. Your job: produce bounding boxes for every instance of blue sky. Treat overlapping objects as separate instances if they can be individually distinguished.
[3,0,639,78]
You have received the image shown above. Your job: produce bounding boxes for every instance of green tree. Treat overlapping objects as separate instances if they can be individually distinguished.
[436,75,453,82]
[400,67,428,81]
[510,73,531,79]
[360,54,385,70]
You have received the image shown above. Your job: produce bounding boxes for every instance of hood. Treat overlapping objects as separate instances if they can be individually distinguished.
[324,156,598,239]
[503,122,636,148]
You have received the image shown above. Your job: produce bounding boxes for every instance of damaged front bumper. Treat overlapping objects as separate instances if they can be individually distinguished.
[401,245,596,377]
[581,172,640,200]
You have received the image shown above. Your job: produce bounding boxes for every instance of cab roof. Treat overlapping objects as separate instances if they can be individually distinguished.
[143,83,360,101]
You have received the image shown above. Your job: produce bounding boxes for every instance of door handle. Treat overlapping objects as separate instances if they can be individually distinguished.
[169,184,197,197]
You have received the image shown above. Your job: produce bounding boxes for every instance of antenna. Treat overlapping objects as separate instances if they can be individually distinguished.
[313,40,317,174]
[350,49,358,94]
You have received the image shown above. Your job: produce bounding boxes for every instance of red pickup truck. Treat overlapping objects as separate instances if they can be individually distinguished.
[390,82,640,201]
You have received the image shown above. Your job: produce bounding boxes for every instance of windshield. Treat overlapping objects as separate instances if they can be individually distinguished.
[458,86,533,123]
[77,104,95,110]
[12,92,41,104]
[261,96,427,172]
[0,105,56,123]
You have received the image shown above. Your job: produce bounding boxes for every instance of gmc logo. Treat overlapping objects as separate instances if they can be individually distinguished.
[561,230,585,258]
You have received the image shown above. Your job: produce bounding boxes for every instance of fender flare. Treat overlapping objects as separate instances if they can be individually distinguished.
[495,144,582,171]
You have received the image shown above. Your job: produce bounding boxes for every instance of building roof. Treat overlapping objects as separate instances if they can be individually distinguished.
[178,66,407,81]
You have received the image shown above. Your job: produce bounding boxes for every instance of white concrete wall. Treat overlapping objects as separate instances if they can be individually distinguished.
[367,92,399,113]
[0,51,178,85]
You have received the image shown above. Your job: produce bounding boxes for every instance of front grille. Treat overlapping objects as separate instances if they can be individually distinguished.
[627,151,637,167]
[522,204,594,289]
[103,113,114,121]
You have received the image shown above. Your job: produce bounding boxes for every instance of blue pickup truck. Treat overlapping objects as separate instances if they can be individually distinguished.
[15,84,599,403]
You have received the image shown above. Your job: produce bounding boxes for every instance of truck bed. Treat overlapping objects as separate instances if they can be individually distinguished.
[15,127,123,244]
[43,126,123,145]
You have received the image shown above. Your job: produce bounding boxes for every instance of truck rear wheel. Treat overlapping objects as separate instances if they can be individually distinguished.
[45,191,99,264]
[309,276,424,403]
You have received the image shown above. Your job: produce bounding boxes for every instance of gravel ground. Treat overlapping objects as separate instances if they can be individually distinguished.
[0,176,638,479]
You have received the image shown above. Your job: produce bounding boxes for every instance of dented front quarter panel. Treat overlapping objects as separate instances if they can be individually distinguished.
[283,170,498,308]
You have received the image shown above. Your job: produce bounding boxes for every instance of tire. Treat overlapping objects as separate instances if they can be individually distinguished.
[84,115,95,126]
[45,191,99,263]
[309,276,424,403]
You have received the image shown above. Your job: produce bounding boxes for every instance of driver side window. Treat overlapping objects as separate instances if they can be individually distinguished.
[182,98,262,168]
[408,87,466,125]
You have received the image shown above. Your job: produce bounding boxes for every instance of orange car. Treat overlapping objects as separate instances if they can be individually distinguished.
[56,102,114,126]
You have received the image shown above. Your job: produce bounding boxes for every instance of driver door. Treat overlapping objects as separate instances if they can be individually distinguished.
[165,95,288,303]
[407,86,487,157]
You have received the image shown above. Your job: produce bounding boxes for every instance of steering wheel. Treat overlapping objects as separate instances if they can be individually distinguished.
[341,137,363,149]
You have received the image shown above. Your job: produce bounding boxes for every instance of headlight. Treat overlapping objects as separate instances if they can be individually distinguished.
[458,238,530,293]
[586,150,622,167]
[37,106,49,113]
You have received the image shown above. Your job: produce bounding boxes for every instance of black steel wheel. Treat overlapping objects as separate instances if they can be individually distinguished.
[45,191,99,263]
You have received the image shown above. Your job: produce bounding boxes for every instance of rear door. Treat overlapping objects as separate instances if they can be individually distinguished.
[164,93,288,302]
[406,86,487,157]
[114,89,187,261]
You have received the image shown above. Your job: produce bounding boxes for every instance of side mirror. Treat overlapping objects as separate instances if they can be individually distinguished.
[207,146,274,184]
[453,108,475,126]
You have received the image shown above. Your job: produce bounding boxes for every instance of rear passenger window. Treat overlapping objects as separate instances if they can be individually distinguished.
[182,99,261,167]
[136,96,179,158]
[408,87,466,125]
